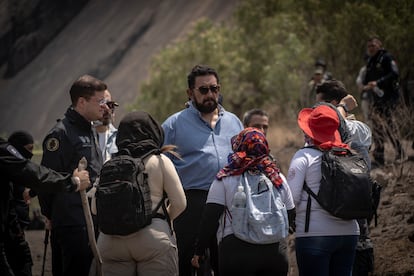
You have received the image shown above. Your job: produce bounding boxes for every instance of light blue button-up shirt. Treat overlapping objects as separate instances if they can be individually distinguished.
[162,102,243,191]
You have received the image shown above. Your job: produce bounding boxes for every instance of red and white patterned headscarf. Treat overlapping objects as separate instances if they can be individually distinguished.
[216,127,283,188]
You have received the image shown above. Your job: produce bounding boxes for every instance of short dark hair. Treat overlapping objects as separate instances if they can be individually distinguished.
[243,108,269,127]
[315,80,348,103]
[69,75,107,105]
[187,65,219,89]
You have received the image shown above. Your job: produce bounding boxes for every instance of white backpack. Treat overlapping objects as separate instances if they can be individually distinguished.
[229,173,289,244]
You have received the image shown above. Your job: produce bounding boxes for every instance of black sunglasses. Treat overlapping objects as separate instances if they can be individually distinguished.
[105,101,118,109]
[195,85,220,95]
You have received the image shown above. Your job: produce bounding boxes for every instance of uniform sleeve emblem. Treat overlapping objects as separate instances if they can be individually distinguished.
[46,137,59,152]
[6,145,24,159]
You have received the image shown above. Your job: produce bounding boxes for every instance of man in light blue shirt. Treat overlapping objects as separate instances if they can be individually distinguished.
[94,89,118,163]
[162,64,243,276]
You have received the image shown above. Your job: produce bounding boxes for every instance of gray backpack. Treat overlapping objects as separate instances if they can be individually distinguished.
[229,173,289,244]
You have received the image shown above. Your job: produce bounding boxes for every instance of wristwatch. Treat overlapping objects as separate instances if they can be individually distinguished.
[337,103,349,113]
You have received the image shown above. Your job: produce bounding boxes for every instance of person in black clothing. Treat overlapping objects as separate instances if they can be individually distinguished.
[5,131,35,276]
[0,138,90,276]
[8,131,36,229]
[38,74,108,276]
[363,36,403,165]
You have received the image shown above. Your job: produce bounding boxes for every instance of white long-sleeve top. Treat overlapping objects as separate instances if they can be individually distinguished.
[287,147,359,238]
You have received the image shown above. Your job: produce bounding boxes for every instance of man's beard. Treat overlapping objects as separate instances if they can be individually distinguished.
[101,113,112,126]
[193,98,218,114]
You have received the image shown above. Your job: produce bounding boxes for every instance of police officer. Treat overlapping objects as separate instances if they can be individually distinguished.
[38,75,108,276]
[4,131,35,276]
[0,137,90,276]
[363,36,403,165]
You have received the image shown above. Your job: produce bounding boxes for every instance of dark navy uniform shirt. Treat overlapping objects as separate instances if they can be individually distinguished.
[364,49,400,104]
[0,139,76,244]
[39,107,102,227]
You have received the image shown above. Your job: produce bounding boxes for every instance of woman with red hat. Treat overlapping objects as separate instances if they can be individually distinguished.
[287,105,359,276]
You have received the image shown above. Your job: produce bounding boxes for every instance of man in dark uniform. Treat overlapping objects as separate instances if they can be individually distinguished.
[4,131,35,276]
[363,36,403,165]
[38,75,108,276]
[0,138,90,276]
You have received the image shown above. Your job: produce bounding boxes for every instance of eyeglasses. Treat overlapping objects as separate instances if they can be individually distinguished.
[195,85,220,95]
[98,99,118,109]
[98,99,106,105]
[105,101,118,109]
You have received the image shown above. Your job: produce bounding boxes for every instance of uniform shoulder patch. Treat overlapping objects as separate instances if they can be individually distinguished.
[46,137,60,152]
[6,145,24,159]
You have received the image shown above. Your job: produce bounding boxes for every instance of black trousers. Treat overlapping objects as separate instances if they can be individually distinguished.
[219,234,288,276]
[4,235,32,276]
[51,225,93,276]
[173,189,219,276]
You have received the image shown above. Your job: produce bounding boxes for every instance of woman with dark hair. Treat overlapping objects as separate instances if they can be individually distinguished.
[97,111,186,276]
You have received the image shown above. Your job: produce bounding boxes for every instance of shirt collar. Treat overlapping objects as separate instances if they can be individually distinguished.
[65,106,92,131]
[187,101,225,117]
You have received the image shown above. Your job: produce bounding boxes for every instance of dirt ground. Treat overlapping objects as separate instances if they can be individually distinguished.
[25,140,414,276]
[25,230,52,276]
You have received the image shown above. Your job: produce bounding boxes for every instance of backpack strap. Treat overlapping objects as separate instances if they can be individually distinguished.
[303,181,315,232]
[151,192,167,218]
[151,192,173,233]
[303,181,325,233]
[302,146,321,232]
[155,156,174,233]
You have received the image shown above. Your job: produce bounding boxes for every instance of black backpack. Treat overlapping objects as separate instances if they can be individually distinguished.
[96,154,167,235]
[303,147,373,232]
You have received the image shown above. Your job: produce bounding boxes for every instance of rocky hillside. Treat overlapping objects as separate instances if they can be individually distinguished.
[0,0,239,141]
[0,0,89,78]
[3,1,413,275]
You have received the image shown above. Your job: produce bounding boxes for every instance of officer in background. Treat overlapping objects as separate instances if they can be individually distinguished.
[38,75,108,276]
[0,137,90,276]
[362,36,403,165]
[302,58,333,108]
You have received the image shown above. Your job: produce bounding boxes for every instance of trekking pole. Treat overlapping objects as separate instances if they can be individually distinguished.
[41,229,49,276]
[78,157,103,276]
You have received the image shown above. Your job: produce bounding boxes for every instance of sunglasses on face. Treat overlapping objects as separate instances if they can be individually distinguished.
[98,99,118,109]
[195,85,220,95]
[105,101,118,109]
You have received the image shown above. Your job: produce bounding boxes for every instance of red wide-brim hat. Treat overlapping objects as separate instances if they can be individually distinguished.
[298,105,341,144]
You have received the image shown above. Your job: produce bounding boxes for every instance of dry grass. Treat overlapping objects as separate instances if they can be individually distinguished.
[267,123,303,173]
